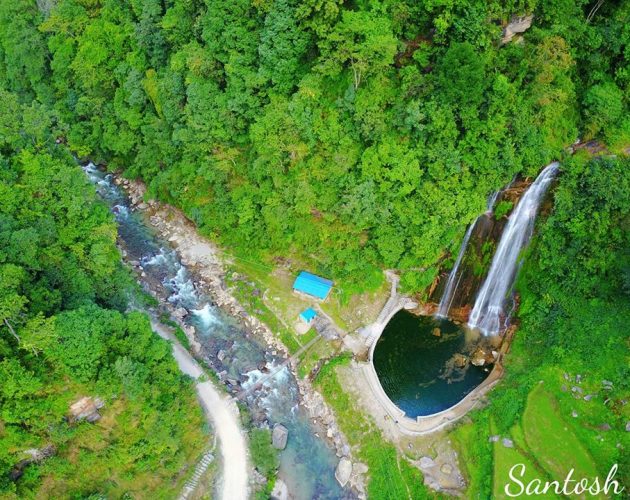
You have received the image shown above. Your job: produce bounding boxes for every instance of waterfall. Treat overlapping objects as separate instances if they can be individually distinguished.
[435,224,475,318]
[436,191,499,318]
[485,191,499,214]
[468,162,559,335]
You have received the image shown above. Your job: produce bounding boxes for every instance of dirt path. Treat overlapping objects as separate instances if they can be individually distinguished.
[150,320,249,500]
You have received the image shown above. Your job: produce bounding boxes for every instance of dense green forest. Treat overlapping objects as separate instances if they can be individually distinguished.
[0,84,205,497]
[1,0,629,498]
[1,0,628,293]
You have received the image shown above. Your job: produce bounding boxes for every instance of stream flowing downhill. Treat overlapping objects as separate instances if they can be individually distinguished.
[436,192,499,318]
[83,164,350,500]
[468,162,560,335]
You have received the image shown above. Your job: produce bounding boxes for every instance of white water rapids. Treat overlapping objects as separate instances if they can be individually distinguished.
[468,162,559,335]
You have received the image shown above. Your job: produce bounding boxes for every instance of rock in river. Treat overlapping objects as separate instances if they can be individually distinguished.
[272,423,288,450]
[452,353,468,368]
[335,457,352,487]
[271,478,288,500]
[470,346,495,367]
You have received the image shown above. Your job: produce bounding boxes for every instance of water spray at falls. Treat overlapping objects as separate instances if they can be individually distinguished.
[468,162,559,336]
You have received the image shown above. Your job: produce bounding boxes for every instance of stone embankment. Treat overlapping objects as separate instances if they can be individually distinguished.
[352,271,509,437]
[114,175,367,497]
[359,271,417,349]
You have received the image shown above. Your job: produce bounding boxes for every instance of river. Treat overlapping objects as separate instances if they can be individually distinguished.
[83,164,351,499]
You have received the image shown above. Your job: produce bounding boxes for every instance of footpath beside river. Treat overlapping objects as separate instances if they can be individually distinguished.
[150,320,249,500]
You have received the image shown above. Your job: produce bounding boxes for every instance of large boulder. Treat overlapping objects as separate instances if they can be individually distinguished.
[452,353,468,368]
[502,15,534,44]
[271,478,288,500]
[272,424,288,450]
[335,457,352,487]
[470,346,496,367]
[69,397,105,423]
[9,445,56,481]
[172,307,188,321]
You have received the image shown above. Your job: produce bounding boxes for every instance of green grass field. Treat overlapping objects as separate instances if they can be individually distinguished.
[485,383,608,499]
[522,385,600,483]
[493,443,550,499]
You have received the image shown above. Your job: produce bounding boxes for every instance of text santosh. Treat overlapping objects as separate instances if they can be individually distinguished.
[504,463,625,497]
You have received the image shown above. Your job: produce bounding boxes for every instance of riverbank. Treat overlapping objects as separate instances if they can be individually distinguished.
[114,174,368,497]
[111,171,514,498]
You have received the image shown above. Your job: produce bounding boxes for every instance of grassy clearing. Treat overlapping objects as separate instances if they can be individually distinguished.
[314,355,432,499]
[225,263,303,354]
[449,417,493,498]
[227,251,389,333]
[319,279,390,332]
[522,385,600,483]
[297,335,339,379]
[489,416,558,500]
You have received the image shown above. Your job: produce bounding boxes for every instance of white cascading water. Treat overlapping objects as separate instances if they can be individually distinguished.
[435,191,499,318]
[435,223,475,318]
[468,162,560,335]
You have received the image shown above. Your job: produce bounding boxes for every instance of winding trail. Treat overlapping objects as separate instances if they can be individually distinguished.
[150,319,249,500]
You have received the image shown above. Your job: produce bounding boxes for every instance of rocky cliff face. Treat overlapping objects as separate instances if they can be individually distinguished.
[502,15,534,44]
[69,396,105,423]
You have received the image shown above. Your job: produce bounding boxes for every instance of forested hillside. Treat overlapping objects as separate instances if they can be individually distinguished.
[1,0,628,293]
[0,88,205,497]
[1,1,629,498]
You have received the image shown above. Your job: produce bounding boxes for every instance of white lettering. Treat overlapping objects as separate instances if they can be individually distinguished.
[505,463,526,497]
[604,464,625,495]
[562,467,576,495]
[574,478,589,495]
[526,478,542,495]
[588,476,601,496]
[502,463,625,497]
[541,480,561,495]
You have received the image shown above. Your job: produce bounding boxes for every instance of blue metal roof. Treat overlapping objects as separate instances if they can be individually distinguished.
[299,307,317,323]
[293,271,333,300]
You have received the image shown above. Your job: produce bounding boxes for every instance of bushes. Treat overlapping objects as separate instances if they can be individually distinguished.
[250,428,279,479]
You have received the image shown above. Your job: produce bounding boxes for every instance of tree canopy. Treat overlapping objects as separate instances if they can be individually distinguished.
[1,0,627,294]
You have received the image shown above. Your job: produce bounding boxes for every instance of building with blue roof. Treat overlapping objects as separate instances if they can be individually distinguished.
[299,307,317,324]
[293,271,333,300]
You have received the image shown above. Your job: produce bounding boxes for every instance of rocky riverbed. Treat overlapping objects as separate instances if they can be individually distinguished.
[113,174,368,497]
